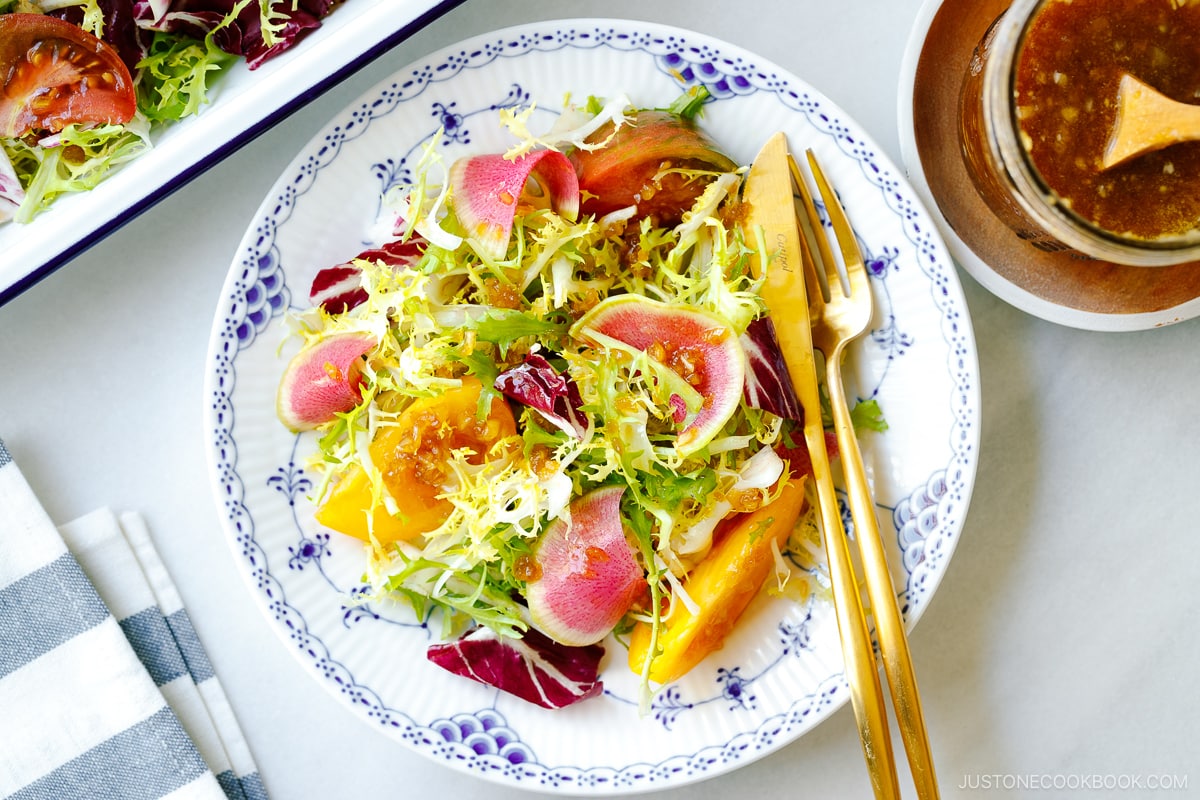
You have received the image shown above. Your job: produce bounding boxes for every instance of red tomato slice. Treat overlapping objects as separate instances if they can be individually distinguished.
[571,111,737,226]
[0,14,137,138]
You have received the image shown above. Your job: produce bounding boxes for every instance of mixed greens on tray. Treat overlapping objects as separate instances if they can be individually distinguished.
[0,0,339,224]
[276,92,882,710]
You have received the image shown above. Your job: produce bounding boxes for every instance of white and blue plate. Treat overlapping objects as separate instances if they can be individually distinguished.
[203,18,980,794]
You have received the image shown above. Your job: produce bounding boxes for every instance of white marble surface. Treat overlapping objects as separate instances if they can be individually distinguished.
[2,0,1199,797]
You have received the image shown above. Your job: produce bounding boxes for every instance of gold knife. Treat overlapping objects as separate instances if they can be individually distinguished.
[742,132,900,799]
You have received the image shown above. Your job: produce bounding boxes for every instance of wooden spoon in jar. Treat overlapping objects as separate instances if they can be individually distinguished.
[1102,74,1200,170]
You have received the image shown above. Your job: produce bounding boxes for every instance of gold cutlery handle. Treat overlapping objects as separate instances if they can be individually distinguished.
[742,132,903,798]
[805,421,902,800]
[827,348,940,800]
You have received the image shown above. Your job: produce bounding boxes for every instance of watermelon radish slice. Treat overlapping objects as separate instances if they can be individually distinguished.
[449,150,580,260]
[276,332,375,431]
[525,485,644,647]
[571,294,746,456]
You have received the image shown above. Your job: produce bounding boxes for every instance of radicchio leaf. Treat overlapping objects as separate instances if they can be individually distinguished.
[494,353,587,439]
[309,237,426,314]
[668,393,688,424]
[741,317,802,421]
[0,149,24,223]
[134,0,329,68]
[427,626,604,709]
[53,0,148,73]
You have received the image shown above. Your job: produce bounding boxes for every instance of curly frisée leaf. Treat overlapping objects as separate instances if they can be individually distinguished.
[257,0,291,46]
[499,93,634,158]
[42,0,106,37]
[462,308,570,357]
[5,117,151,223]
[136,29,238,123]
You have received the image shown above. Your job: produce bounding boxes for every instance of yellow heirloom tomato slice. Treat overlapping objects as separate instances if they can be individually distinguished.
[628,474,807,684]
[315,377,516,544]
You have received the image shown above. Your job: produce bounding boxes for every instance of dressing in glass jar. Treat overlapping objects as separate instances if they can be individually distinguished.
[958,0,1200,266]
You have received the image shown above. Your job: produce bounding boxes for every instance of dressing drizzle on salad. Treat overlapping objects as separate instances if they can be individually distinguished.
[277,93,852,710]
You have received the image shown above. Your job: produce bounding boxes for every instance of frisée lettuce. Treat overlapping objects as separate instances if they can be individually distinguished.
[278,94,847,709]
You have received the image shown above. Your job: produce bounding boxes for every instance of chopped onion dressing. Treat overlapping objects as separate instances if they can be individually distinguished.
[288,104,823,679]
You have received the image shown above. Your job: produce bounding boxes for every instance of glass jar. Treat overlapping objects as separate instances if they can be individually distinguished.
[957,0,1200,266]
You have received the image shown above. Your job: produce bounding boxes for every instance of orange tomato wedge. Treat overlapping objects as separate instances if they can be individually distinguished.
[628,474,807,684]
[315,377,516,543]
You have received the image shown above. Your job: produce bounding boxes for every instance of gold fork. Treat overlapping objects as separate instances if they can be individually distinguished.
[791,149,941,800]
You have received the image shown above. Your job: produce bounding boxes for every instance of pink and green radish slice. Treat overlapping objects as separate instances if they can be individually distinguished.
[449,150,579,260]
[525,485,644,647]
[276,332,376,431]
[571,294,746,456]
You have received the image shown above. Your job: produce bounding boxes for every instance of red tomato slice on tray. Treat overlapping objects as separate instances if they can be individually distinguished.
[0,14,137,138]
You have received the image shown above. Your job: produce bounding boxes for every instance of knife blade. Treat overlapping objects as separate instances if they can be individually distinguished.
[741,132,900,800]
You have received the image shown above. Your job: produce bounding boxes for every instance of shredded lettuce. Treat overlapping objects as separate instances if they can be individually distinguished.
[137,29,239,123]
[287,98,846,708]
[2,117,152,223]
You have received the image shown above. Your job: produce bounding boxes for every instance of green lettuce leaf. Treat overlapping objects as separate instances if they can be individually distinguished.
[4,119,151,223]
[136,30,238,123]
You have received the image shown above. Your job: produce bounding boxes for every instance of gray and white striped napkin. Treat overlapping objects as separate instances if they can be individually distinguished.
[0,439,266,800]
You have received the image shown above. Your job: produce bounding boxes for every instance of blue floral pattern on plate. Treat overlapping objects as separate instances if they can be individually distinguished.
[203,19,980,794]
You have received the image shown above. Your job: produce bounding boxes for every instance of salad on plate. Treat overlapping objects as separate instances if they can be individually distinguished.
[0,0,338,224]
[274,91,880,711]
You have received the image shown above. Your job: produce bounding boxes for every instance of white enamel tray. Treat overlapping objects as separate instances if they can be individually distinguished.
[0,0,461,305]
